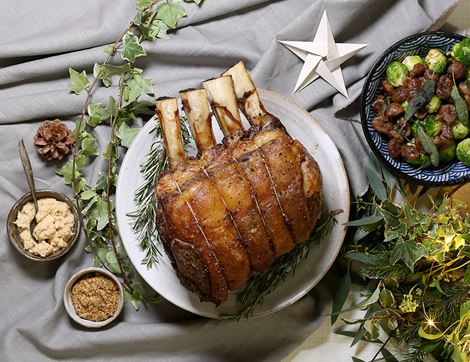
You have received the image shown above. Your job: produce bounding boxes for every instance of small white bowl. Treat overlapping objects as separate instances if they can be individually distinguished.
[63,267,124,328]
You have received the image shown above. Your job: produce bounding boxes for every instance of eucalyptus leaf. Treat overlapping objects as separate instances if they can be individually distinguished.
[351,357,366,362]
[68,68,89,94]
[366,166,387,201]
[331,271,351,324]
[350,325,366,347]
[344,252,373,264]
[345,215,383,227]
[417,125,439,167]
[381,348,399,362]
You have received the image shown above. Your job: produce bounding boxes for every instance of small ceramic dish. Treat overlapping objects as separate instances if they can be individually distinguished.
[7,190,80,261]
[361,31,469,186]
[63,267,124,328]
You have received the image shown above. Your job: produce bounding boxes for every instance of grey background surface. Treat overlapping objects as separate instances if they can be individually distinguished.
[0,0,458,360]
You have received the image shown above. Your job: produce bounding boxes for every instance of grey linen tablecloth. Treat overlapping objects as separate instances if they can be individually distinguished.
[0,0,458,361]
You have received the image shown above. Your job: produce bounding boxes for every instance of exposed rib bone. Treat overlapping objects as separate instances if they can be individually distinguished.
[223,61,267,125]
[179,88,216,153]
[202,76,243,136]
[156,97,186,169]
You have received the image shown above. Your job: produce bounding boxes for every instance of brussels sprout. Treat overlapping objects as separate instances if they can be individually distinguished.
[412,115,442,138]
[386,61,409,87]
[401,100,409,110]
[438,141,456,164]
[452,122,470,139]
[451,38,470,67]
[456,139,470,166]
[402,55,424,72]
[425,49,448,74]
[426,95,441,114]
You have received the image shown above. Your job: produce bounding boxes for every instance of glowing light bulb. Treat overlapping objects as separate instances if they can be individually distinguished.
[427,319,435,328]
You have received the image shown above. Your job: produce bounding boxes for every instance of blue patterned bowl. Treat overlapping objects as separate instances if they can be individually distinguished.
[361,31,469,186]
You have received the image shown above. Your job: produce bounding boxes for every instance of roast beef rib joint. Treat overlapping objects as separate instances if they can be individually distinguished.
[155,61,323,305]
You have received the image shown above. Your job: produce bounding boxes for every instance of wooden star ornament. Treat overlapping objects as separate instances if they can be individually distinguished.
[279,10,368,97]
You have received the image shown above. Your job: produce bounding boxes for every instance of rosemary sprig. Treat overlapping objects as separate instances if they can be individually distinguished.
[128,117,191,268]
[219,209,342,321]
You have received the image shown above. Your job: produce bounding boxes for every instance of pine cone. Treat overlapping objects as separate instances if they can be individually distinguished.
[34,120,75,160]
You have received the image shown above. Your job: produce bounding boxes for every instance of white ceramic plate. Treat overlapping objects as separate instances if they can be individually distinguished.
[116,89,350,319]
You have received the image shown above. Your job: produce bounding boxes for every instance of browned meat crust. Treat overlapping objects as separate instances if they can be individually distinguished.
[156,117,322,303]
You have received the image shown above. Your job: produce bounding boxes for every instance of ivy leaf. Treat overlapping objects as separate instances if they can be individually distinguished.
[124,289,141,310]
[132,100,155,115]
[106,249,122,274]
[452,345,467,362]
[331,271,351,324]
[379,288,395,308]
[68,68,89,94]
[56,155,86,184]
[89,197,109,231]
[116,122,141,148]
[390,242,417,271]
[93,63,132,87]
[460,300,470,318]
[80,190,97,200]
[104,44,116,55]
[123,72,154,106]
[81,137,99,156]
[157,1,187,29]
[88,102,111,127]
[136,0,154,9]
[464,264,470,283]
[121,32,147,63]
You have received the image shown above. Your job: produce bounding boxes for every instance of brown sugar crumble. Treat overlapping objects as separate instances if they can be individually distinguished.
[71,273,120,322]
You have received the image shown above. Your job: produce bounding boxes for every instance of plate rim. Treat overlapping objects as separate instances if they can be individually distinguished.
[116,88,350,318]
